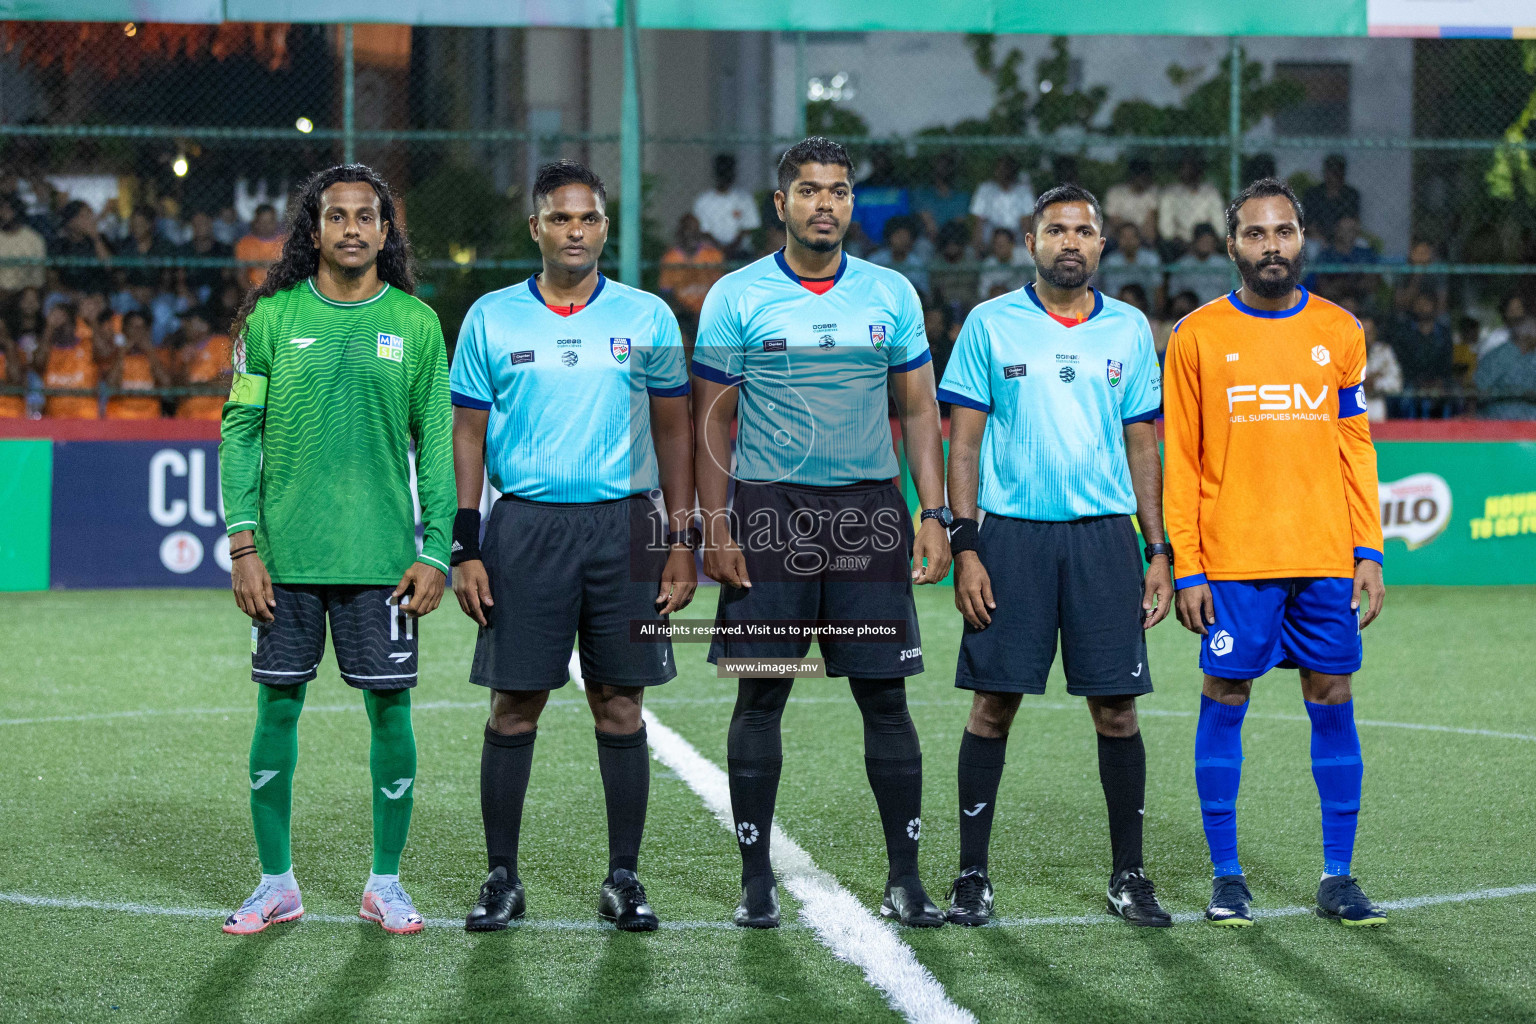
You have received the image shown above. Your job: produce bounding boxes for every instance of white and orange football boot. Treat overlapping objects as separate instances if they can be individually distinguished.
[360,879,425,935]
[223,877,304,935]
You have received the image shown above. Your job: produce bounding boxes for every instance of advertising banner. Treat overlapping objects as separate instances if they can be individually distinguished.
[1376,442,1536,585]
[50,441,233,589]
[0,439,52,592]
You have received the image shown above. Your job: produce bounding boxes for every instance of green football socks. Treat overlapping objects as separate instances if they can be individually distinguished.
[249,682,306,875]
[365,688,417,875]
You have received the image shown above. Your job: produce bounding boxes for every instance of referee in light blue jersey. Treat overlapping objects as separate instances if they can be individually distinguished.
[693,137,952,930]
[448,161,697,934]
[936,184,1176,929]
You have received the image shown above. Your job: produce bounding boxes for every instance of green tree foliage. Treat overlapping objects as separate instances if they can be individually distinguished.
[1108,47,1303,137]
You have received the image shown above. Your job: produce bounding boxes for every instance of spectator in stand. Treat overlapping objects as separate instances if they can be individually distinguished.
[156,196,190,246]
[234,203,284,289]
[1098,221,1163,309]
[868,214,933,296]
[1103,156,1160,245]
[1302,154,1361,244]
[1310,215,1378,306]
[1166,223,1227,304]
[1361,312,1402,423]
[0,319,25,417]
[117,204,174,289]
[51,199,113,295]
[180,209,232,303]
[1453,315,1481,393]
[1157,152,1225,260]
[1115,282,1151,317]
[175,306,233,420]
[929,219,979,313]
[851,146,911,252]
[910,150,971,242]
[1390,292,1456,418]
[1392,239,1449,317]
[1478,293,1527,357]
[8,286,43,385]
[1156,289,1200,363]
[758,221,787,258]
[1476,315,1536,419]
[74,292,117,348]
[37,302,97,418]
[105,309,171,420]
[976,225,1031,300]
[969,154,1035,254]
[212,204,245,247]
[657,212,725,348]
[0,194,46,295]
[1241,153,1277,184]
[923,299,962,388]
[692,153,760,257]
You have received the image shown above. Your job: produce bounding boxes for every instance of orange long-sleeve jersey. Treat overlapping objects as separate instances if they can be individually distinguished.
[1162,289,1383,586]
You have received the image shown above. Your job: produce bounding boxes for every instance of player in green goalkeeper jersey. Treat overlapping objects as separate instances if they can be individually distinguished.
[218,164,454,935]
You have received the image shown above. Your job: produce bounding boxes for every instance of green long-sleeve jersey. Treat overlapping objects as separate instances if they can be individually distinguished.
[219,278,454,584]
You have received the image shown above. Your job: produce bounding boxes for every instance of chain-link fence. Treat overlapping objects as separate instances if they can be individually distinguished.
[0,24,1533,420]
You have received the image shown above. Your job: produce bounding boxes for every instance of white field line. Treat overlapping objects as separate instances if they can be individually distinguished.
[0,891,781,931]
[569,653,976,1024]
[6,696,1533,744]
[9,882,1536,933]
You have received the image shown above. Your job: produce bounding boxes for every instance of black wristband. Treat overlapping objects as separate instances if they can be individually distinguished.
[948,517,980,555]
[230,547,258,561]
[450,508,482,566]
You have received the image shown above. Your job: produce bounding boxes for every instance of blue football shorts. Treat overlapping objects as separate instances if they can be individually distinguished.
[1199,577,1362,680]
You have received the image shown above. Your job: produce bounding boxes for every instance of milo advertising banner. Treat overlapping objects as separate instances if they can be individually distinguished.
[1375,443,1536,585]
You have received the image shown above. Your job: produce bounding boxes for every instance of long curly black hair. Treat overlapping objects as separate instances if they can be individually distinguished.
[231,163,415,363]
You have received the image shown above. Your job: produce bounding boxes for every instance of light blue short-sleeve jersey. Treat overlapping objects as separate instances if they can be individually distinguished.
[938,284,1161,521]
[449,274,690,502]
[691,250,931,486]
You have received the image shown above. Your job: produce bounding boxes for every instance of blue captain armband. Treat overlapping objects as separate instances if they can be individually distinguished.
[1338,382,1367,418]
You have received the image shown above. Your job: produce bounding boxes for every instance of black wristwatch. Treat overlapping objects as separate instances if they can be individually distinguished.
[921,507,954,528]
[667,527,702,550]
[1144,541,1173,565]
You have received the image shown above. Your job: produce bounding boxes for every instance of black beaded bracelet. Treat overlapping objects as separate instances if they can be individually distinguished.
[450,508,482,566]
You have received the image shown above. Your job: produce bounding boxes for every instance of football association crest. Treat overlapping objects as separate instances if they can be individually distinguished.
[610,337,630,363]
[869,324,887,349]
[1106,359,1123,387]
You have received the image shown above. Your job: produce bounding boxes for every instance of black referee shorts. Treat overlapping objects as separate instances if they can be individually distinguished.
[708,479,923,679]
[955,513,1151,697]
[469,493,676,691]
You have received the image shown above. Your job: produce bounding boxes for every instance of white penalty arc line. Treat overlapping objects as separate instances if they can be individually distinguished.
[5,697,1534,745]
[8,882,1536,934]
[568,653,976,1024]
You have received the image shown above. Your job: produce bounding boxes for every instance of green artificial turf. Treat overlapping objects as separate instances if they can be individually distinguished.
[1,585,1533,1023]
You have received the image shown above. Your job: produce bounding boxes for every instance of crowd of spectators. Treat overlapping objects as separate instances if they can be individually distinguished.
[656,150,1536,421]
[2,148,1532,421]
[0,174,276,419]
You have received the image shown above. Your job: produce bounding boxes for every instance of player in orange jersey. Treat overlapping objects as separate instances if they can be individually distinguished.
[1163,178,1387,929]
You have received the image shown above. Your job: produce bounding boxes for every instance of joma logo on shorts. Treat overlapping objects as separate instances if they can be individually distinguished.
[829,554,873,571]
[899,647,922,661]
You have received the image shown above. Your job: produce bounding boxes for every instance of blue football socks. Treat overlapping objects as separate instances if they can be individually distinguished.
[1195,694,1249,877]
[1306,699,1363,877]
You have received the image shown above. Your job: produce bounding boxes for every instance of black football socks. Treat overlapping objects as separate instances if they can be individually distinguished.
[727,678,792,884]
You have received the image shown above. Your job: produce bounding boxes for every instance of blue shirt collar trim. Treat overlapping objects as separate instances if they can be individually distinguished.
[1226,287,1309,319]
[527,272,606,310]
[1023,281,1103,322]
[774,248,847,288]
